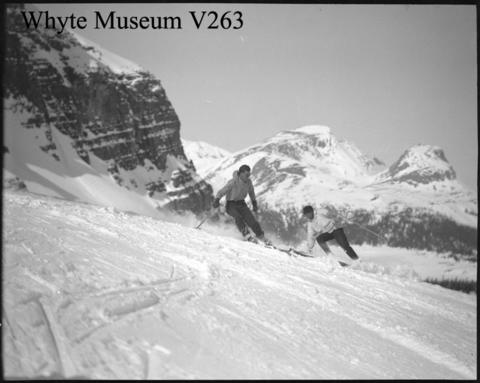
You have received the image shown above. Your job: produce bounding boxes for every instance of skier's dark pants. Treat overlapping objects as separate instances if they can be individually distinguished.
[316,228,358,259]
[226,200,264,237]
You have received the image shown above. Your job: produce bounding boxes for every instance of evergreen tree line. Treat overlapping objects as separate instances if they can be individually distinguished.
[424,277,476,295]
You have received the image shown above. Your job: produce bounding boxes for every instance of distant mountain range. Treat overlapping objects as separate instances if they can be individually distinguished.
[4,4,213,216]
[184,125,477,255]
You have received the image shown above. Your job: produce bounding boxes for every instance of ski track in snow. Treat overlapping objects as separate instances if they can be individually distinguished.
[3,190,477,379]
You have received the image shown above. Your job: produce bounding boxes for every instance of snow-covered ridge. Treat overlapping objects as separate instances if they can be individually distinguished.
[17,5,143,78]
[295,124,332,135]
[69,31,144,75]
[3,189,477,379]
[182,139,231,178]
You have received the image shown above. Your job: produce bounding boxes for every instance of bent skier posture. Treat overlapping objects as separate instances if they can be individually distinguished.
[301,205,359,260]
[213,165,270,244]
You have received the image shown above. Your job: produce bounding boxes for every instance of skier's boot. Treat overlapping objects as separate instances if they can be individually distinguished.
[242,229,258,243]
[257,235,272,246]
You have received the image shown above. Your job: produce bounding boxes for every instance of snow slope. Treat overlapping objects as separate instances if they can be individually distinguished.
[3,190,476,379]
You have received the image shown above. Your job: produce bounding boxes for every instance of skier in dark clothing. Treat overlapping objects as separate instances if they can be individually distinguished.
[213,165,270,244]
[301,205,359,259]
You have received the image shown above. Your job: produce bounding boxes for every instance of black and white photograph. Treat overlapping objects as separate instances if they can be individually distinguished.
[3,2,477,379]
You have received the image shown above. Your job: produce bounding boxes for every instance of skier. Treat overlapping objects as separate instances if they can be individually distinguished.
[301,205,359,259]
[213,165,270,244]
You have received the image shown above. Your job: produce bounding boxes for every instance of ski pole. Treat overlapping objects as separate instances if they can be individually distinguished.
[195,208,217,229]
[340,213,388,244]
[351,222,387,243]
[195,215,210,229]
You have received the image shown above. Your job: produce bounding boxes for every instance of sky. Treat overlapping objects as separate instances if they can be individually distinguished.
[34,3,477,190]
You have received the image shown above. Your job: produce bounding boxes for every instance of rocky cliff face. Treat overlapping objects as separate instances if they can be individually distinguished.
[4,4,213,214]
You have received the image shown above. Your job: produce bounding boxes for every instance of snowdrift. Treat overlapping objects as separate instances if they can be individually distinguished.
[3,190,476,379]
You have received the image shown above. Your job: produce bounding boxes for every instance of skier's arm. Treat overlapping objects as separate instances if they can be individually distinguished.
[215,179,234,201]
[248,181,258,211]
[248,181,256,202]
[305,223,316,253]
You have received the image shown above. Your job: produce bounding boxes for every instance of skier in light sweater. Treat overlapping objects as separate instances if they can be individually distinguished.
[301,205,359,259]
[213,164,270,244]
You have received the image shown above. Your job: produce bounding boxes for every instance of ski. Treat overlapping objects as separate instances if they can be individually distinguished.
[261,243,352,267]
[233,226,355,268]
[287,248,314,257]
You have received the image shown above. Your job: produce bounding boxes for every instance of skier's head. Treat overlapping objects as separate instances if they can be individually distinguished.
[302,205,314,220]
[238,164,251,182]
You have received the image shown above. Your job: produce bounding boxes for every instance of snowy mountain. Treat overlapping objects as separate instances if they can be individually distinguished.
[3,189,476,379]
[204,125,477,255]
[375,144,456,185]
[3,4,213,216]
[181,139,231,178]
[207,125,382,186]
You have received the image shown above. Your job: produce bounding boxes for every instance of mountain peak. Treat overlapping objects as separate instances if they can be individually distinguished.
[295,125,332,136]
[406,144,449,161]
[380,144,456,185]
[182,139,231,178]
